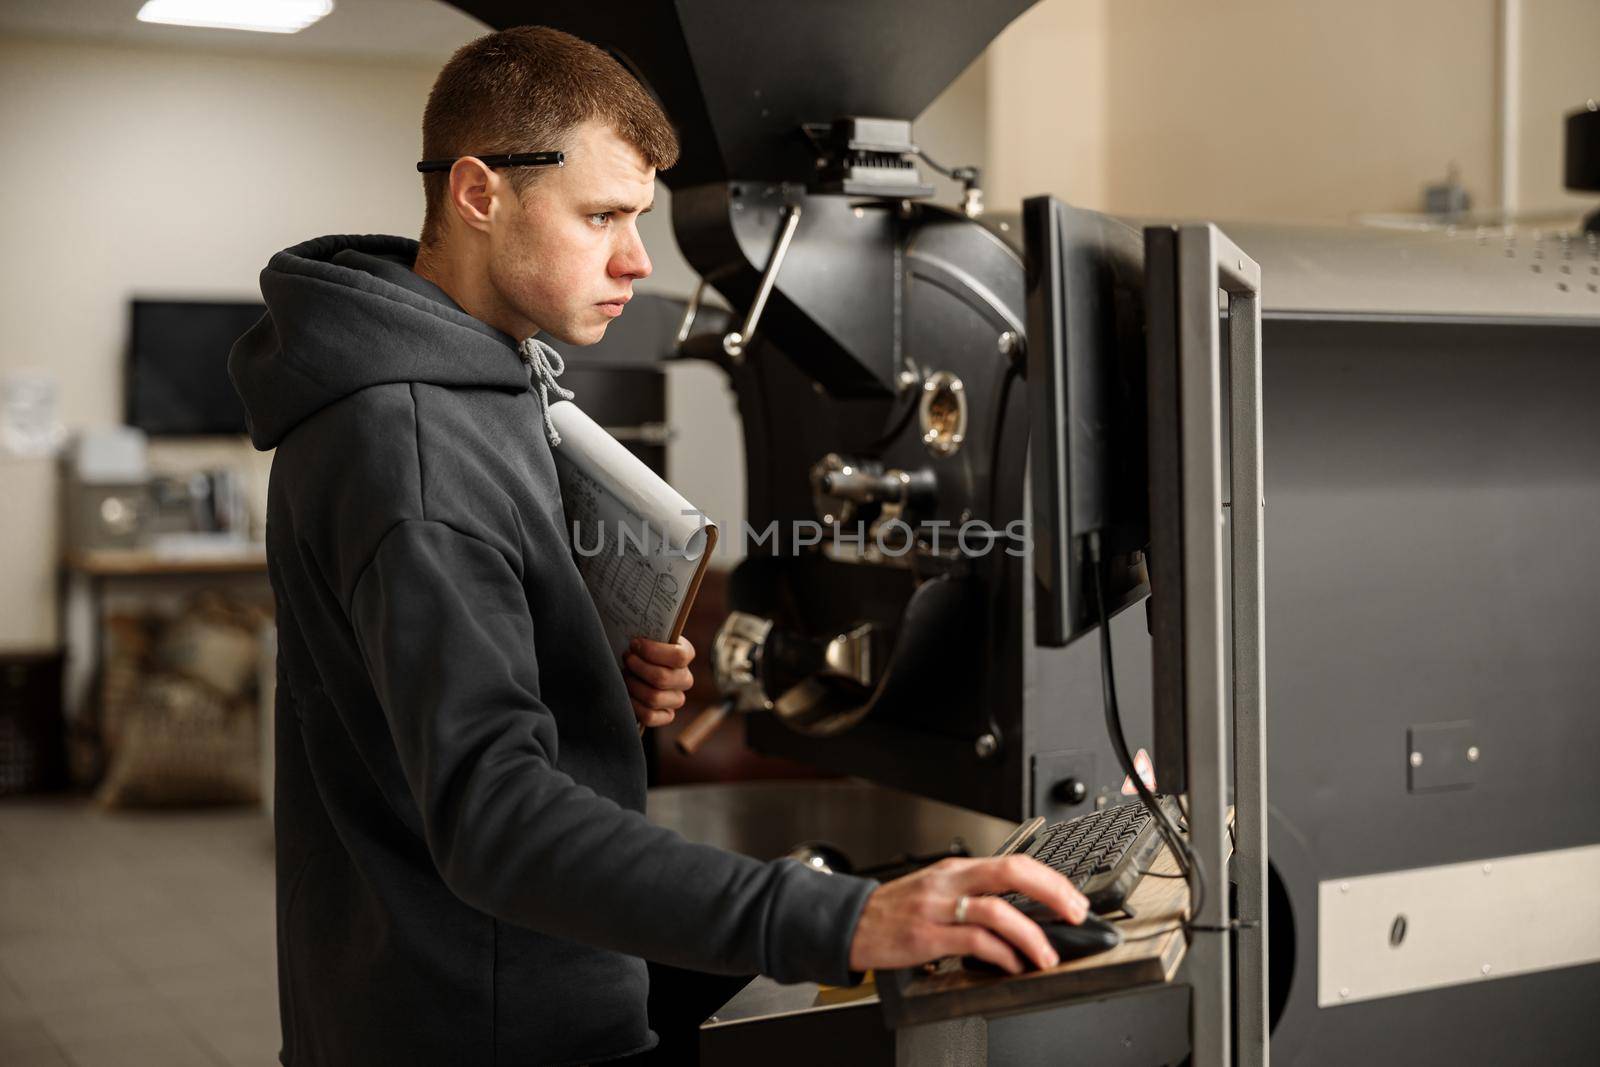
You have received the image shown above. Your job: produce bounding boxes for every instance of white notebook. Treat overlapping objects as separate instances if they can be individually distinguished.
[547,400,718,659]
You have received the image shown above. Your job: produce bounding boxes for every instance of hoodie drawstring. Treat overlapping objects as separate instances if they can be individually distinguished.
[518,337,576,447]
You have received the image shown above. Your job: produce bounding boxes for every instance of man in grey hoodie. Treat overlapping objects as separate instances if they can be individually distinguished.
[230,25,1088,1067]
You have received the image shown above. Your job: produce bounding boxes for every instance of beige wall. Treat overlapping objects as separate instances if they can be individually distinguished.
[1516,0,1600,217]
[1105,0,1500,222]
[986,0,1110,213]
[915,51,994,206]
[987,0,1514,224]
[0,38,443,430]
[0,456,58,648]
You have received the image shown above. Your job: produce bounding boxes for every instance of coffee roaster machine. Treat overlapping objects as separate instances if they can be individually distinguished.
[457,2,1600,1063]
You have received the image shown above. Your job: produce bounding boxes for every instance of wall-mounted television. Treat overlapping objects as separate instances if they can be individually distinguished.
[126,299,265,436]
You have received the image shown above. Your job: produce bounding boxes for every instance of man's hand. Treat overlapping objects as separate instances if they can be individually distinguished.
[623,636,695,729]
[847,855,1090,975]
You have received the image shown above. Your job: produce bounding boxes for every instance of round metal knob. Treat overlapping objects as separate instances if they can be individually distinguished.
[1052,778,1089,806]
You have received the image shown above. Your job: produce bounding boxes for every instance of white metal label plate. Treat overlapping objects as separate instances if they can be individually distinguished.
[1318,844,1600,1007]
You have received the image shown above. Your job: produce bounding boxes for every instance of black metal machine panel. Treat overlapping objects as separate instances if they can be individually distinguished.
[451,0,1033,189]
[1256,316,1600,1064]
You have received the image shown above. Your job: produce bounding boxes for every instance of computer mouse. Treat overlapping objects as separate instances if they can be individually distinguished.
[962,913,1123,974]
[1039,913,1123,961]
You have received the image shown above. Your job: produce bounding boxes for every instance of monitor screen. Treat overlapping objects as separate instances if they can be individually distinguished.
[126,300,265,436]
[1022,197,1150,648]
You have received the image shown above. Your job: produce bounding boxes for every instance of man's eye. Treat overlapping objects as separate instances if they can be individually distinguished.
[588,212,612,227]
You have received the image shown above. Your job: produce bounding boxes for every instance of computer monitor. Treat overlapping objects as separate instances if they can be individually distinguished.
[126,299,264,436]
[1022,197,1150,649]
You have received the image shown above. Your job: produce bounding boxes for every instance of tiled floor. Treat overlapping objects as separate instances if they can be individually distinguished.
[0,798,279,1067]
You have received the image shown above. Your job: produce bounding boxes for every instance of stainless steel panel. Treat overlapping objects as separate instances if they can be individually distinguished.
[1317,844,1600,1007]
[1210,224,1600,322]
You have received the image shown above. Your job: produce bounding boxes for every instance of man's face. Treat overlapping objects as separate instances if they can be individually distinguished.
[486,119,655,344]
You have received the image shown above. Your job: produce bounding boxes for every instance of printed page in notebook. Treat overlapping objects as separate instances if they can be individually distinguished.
[547,400,716,659]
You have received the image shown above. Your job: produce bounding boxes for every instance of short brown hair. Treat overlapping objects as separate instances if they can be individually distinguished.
[419,27,679,245]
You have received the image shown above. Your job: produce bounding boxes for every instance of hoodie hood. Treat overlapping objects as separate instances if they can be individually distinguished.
[230,234,531,450]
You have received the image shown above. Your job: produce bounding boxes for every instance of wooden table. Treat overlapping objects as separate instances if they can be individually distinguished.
[63,546,267,577]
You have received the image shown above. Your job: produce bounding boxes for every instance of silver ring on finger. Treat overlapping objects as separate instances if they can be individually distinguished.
[953,895,970,925]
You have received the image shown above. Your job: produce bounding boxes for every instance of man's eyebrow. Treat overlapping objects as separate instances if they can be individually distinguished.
[582,200,654,215]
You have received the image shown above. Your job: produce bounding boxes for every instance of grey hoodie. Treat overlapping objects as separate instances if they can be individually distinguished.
[231,234,873,1066]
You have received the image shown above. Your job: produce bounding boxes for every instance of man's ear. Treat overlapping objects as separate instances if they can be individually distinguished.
[446,157,500,235]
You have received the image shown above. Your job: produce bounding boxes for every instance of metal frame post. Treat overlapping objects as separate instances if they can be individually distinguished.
[1176,224,1267,1067]
[1227,243,1270,1067]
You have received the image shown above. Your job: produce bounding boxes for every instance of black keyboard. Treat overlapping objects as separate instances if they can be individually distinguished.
[1004,799,1172,918]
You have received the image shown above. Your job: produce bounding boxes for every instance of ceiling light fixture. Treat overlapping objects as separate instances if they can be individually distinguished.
[136,0,335,35]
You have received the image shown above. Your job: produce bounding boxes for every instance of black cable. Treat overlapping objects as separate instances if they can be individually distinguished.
[1086,530,1207,931]
[913,146,955,178]
[1122,917,1258,946]
[910,146,977,183]
[1089,546,1256,945]
[1081,531,1196,902]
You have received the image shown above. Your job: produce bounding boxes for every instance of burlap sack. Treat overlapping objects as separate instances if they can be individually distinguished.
[153,593,268,700]
[97,673,259,808]
[97,593,267,808]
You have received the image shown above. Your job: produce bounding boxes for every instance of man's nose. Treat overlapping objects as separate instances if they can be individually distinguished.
[611,227,652,281]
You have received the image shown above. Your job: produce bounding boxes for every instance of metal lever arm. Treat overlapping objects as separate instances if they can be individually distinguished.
[675,276,708,347]
[723,204,802,361]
